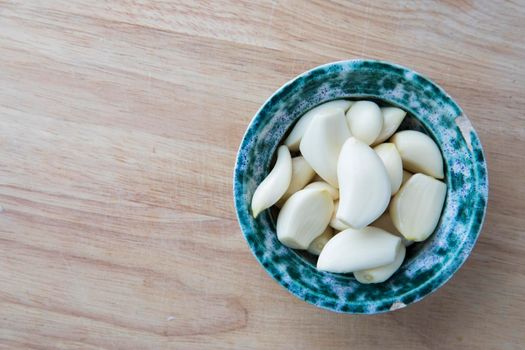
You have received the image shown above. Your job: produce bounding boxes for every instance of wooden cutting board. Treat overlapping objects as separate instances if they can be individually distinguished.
[0,1,524,349]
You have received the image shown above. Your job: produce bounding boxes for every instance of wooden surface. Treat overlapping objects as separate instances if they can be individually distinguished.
[0,1,524,349]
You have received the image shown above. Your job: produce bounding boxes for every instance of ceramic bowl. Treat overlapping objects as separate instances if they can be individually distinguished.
[233,60,488,314]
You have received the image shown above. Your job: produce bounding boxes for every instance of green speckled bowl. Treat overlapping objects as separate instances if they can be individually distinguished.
[233,60,488,314]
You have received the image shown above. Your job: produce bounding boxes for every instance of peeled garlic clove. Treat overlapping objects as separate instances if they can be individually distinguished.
[336,138,391,229]
[372,213,413,246]
[373,107,407,145]
[251,146,292,218]
[390,173,447,241]
[307,226,334,256]
[374,143,403,195]
[329,200,350,231]
[317,227,401,273]
[346,101,383,145]
[277,188,334,249]
[402,170,413,186]
[354,243,406,284]
[284,100,353,151]
[391,130,444,179]
[276,156,316,207]
[304,181,339,200]
[300,108,351,187]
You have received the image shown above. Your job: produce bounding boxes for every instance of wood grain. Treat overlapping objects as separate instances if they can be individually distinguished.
[0,1,524,349]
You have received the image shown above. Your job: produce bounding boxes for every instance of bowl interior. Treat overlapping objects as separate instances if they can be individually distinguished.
[234,60,488,314]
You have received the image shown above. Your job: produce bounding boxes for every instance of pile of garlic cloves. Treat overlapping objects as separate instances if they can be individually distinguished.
[251,100,447,284]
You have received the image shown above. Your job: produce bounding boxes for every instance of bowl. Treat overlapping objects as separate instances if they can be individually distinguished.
[233,59,488,314]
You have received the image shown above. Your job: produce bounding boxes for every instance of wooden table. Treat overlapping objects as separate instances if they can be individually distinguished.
[1,1,524,349]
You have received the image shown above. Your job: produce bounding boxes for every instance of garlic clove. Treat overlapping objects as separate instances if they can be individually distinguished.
[300,108,351,188]
[251,145,292,218]
[390,173,447,241]
[402,170,413,186]
[304,181,339,200]
[336,138,391,229]
[372,212,413,246]
[329,200,350,231]
[374,143,403,195]
[276,156,316,207]
[346,101,383,145]
[284,100,353,151]
[317,227,401,273]
[277,188,334,249]
[307,226,334,256]
[373,107,407,145]
[354,243,406,284]
[391,130,444,179]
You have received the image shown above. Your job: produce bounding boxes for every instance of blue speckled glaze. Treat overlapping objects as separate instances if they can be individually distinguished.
[233,60,488,314]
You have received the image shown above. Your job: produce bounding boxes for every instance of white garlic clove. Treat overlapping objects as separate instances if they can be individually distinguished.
[373,107,407,145]
[277,188,334,249]
[336,138,391,229]
[390,173,447,241]
[284,100,353,151]
[317,227,401,273]
[372,212,413,246]
[251,145,292,218]
[391,130,444,179]
[276,156,316,207]
[329,200,350,231]
[307,226,334,256]
[304,181,339,200]
[402,170,413,186]
[300,108,351,188]
[346,101,383,145]
[374,143,403,195]
[354,243,406,284]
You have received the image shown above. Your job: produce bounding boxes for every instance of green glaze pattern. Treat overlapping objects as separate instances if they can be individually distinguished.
[233,60,488,314]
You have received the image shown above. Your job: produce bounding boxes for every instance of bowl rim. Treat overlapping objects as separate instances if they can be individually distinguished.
[233,59,489,314]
